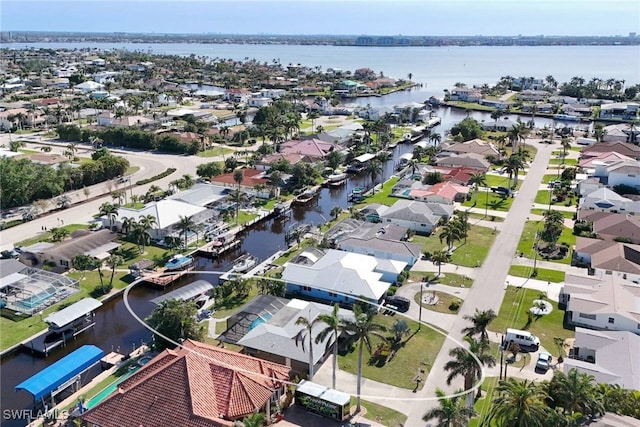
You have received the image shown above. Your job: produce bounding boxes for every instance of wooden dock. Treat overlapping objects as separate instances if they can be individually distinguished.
[197,239,241,258]
[142,266,194,288]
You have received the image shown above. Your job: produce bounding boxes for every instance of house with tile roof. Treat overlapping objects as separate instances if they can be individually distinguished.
[581,141,640,160]
[255,152,310,171]
[81,339,291,427]
[210,169,271,192]
[335,223,423,266]
[578,151,633,172]
[564,327,640,390]
[573,237,640,283]
[560,274,640,333]
[579,211,640,244]
[281,248,405,307]
[279,138,345,161]
[408,181,470,204]
[442,138,500,158]
[237,298,354,376]
[435,153,490,171]
[380,199,454,235]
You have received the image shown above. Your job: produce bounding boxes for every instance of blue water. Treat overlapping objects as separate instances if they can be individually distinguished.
[15,290,56,309]
[249,313,273,331]
[86,366,140,410]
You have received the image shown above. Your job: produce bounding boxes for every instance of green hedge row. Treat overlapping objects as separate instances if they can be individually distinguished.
[136,168,177,185]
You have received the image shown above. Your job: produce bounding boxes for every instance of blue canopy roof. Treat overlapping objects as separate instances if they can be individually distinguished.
[16,345,104,400]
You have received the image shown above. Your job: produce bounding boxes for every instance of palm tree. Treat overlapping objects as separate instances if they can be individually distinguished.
[181,174,194,189]
[560,137,571,165]
[177,215,196,249]
[439,221,462,251]
[431,250,451,276]
[340,303,387,414]
[444,337,496,407]
[230,189,248,225]
[488,378,551,427]
[545,369,603,418]
[461,309,497,346]
[366,158,383,193]
[507,121,529,152]
[314,304,342,389]
[240,413,265,427]
[504,154,526,190]
[468,172,486,205]
[293,314,320,380]
[105,254,124,293]
[99,202,119,230]
[423,388,476,427]
[121,216,136,235]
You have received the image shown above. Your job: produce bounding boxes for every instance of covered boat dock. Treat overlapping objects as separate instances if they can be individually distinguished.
[150,279,214,305]
[15,345,104,409]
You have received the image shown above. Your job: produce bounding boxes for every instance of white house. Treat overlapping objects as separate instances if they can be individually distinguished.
[561,274,640,333]
[380,199,454,235]
[281,248,406,307]
[258,89,286,99]
[248,97,273,108]
[564,327,640,390]
[335,223,422,266]
[580,188,640,215]
[75,80,105,93]
[573,237,640,283]
[593,160,640,189]
[449,87,482,102]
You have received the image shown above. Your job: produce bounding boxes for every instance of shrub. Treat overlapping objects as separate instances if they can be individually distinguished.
[136,168,176,185]
[614,236,632,243]
[449,299,461,311]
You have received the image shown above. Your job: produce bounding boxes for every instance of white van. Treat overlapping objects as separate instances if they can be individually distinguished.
[504,328,540,350]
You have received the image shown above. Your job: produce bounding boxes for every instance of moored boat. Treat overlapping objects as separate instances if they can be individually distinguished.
[232,254,258,273]
[164,254,194,271]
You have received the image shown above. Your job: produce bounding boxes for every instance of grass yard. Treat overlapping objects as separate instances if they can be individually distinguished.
[356,398,407,427]
[483,174,523,190]
[489,286,574,353]
[534,190,553,205]
[414,290,461,314]
[542,174,561,184]
[232,211,259,225]
[354,177,400,207]
[15,223,90,247]
[508,265,566,283]
[197,147,234,158]
[549,158,578,166]
[467,212,504,222]
[530,208,575,219]
[408,272,474,288]
[412,225,498,267]
[338,315,445,390]
[515,221,574,264]
[462,192,514,212]
[469,376,499,427]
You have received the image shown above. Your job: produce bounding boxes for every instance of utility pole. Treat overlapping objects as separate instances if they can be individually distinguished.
[418,281,424,331]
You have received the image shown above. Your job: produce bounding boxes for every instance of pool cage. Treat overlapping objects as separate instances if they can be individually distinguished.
[218,295,287,344]
[1,267,80,316]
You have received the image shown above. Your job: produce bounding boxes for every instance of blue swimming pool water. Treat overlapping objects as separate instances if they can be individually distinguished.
[15,290,56,309]
[249,313,272,331]
[86,366,140,409]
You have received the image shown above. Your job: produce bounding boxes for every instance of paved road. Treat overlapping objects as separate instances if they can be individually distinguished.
[401,141,555,426]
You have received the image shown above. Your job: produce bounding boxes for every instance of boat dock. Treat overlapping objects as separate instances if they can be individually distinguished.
[425,116,442,128]
[142,266,195,288]
[197,238,241,258]
[218,250,284,283]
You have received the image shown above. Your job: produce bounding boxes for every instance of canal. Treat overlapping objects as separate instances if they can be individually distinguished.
[0,107,590,425]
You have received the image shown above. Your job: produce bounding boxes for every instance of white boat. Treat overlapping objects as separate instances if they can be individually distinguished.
[232,254,258,273]
[327,172,348,182]
[164,254,194,271]
[553,114,580,121]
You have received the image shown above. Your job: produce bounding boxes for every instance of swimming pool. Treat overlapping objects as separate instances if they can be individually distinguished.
[86,366,140,409]
[248,313,272,331]
[15,290,57,310]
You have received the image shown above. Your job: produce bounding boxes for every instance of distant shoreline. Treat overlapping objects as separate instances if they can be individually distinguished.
[2,32,639,47]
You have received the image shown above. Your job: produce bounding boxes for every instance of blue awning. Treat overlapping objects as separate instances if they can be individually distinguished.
[16,345,104,400]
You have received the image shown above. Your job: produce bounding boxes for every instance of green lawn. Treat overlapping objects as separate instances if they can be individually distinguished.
[408,272,474,288]
[462,192,514,212]
[231,211,259,225]
[549,158,578,166]
[470,376,499,427]
[354,177,400,207]
[508,265,566,283]
[197,148,234,158]
[125,165,140,175]
[338,315,445,390]
[534,190,552,205]
[15,223,90,247]
[516,221,574,264]
[412,225,498,267]
[483,174,522,190]
[531,208,575,219]
[356,398,407,427]
[466,212,504,222]
[489,286,574,353]
[415,290,461,314]
[542,174,560,184]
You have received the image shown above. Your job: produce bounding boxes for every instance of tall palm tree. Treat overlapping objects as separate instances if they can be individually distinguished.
[560,137,571,165]
[488,378,551,427]
[545,369,603,418]
[99,202,119,230]
[431,250,451,276]
[444,337,496,407]
[461,309,497,346]
[468,172,486,205]
[315,304,342,389]
[366,158,383,193]
[340,303,387,413]
[423,388,476,427]
[330,206,342,221]
[293,314,320,381]
[240,413,265,427]
[504,154,526,190]
[105,253,124,293]
[230,188,248,225]
[177,215,196,249]
[439,221,462,251]
[507,121,529,152]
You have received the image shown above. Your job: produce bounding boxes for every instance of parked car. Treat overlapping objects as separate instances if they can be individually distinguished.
[492,186,511,196]
[535,352,553,373]
[384,295,410,312]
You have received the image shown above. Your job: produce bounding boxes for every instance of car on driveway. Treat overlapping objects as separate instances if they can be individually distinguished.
[535,352,553,373]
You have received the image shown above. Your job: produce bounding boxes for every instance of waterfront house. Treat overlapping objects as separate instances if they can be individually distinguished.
[209,169,274,197]
[236,297,354,376]
[449,86,482,102]
[481,118,518,132]
[335,223,423,266]
[560,274,640,333]
[281,248,405,307]
[564,327,640,390]
[279,138,345,161]
[81,339,291,427]
[599,102,640,121]
[408,181,470,204]
[168,183,232,208]
[359,204,390,223]
[380,199,454,235]
[255,152,310,171]
[518,89,549,101]
[435,153,490,171]
[20,229,120,271]
[442,138,501,158]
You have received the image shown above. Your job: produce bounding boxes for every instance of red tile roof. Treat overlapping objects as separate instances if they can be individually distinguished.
[82,340,290,427]
[210,169,268,187]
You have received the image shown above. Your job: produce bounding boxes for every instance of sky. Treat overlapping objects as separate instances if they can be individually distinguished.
[2,0,639,37]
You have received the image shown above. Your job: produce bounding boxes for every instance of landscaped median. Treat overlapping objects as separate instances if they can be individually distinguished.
[516,220,575,265]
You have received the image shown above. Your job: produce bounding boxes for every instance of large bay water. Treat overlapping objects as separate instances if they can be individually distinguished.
[2,42,638,426]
